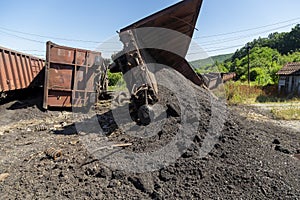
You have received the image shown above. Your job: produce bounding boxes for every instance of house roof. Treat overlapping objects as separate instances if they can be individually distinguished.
[277,62,300,75]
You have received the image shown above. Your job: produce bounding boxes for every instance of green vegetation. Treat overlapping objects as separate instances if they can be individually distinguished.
[229,47,282,85]
[190,53,233,73]
[231,24,300,59]
[218,24,300,86]
[224,81,300,105]
[271,107,300,120]
[222,46,300,86]
[225,81,267,104]
[103,57,124,90]
[108,70,122,86]
[107,70,126,91]
[106,25,300,101]
[193,24,300,87]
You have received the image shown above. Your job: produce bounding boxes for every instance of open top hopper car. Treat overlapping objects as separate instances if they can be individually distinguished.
[110,0,205,125]
[0,46,45,98]
[43,42,108,110]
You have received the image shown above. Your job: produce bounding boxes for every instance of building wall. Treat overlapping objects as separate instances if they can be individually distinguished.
[295,76,300,94]
[288,76,293,93]
[278,75,300,95]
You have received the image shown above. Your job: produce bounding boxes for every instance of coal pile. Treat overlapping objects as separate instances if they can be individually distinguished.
[0,71,299,199]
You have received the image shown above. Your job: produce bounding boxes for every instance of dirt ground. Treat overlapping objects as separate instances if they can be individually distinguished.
[0,84,299,199]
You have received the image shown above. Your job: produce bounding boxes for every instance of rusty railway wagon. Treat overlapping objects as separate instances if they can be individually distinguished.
[200,72,237,90]
[43,41,108,110]
[110,0,205,124]
[0,46,45,97]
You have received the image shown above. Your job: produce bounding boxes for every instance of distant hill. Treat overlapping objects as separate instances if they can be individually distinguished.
[189,53,233,70]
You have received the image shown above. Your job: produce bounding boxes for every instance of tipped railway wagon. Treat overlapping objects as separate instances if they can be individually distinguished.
[110,0,205,124]
[43,41,108,109]
[0,46,45,97]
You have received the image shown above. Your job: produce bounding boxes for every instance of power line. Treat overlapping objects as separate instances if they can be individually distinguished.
[1,20,298,57]
[0,30,44,44]
[188,22,297,54]
[188,21,298,55]
[197,22,299,47]
[0,30,110,51]
[0,26,118,44]
[1,16,299,45]
[0,27,214,56]
[193,17,300,39]
[187,44,243,55]
[206,45,243,53]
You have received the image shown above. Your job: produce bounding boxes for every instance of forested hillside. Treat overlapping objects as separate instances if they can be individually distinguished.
[190,53,233,72]
[201,24,300,86]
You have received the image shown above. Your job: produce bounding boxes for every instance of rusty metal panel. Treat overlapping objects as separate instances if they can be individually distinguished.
[121,0,202,36]
[222,72,236,82]
[47,90,72,107]
[43,41,104,109]
[118,0,204,87]
[0,46,45,93]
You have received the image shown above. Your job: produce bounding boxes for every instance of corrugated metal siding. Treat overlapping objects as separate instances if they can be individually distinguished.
[0,46,45,92]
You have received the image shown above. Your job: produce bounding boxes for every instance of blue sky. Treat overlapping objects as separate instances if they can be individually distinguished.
[0,0,299,60]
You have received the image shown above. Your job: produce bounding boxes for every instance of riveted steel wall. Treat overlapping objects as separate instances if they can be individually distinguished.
[43,41,107,109]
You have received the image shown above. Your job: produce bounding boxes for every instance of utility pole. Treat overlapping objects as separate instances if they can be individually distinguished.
[247,45,251,85]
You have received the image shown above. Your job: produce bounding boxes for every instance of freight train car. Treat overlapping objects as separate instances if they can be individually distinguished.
[43,41,108,109]
[0,46,45,97]
[110,0,205,124]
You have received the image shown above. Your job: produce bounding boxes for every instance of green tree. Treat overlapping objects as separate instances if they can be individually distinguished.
[229,47,281,85]
[231,24,300,61]
[107,70,123,86]
[198,24,300,86]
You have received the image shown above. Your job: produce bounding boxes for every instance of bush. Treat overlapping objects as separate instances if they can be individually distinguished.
[108,70,123,86]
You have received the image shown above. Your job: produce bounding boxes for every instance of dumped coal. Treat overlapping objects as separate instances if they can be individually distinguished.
[0,79,299,199]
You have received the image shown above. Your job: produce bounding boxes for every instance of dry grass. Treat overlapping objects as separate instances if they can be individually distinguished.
[271,107,300,120]
[225,81,299,105]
